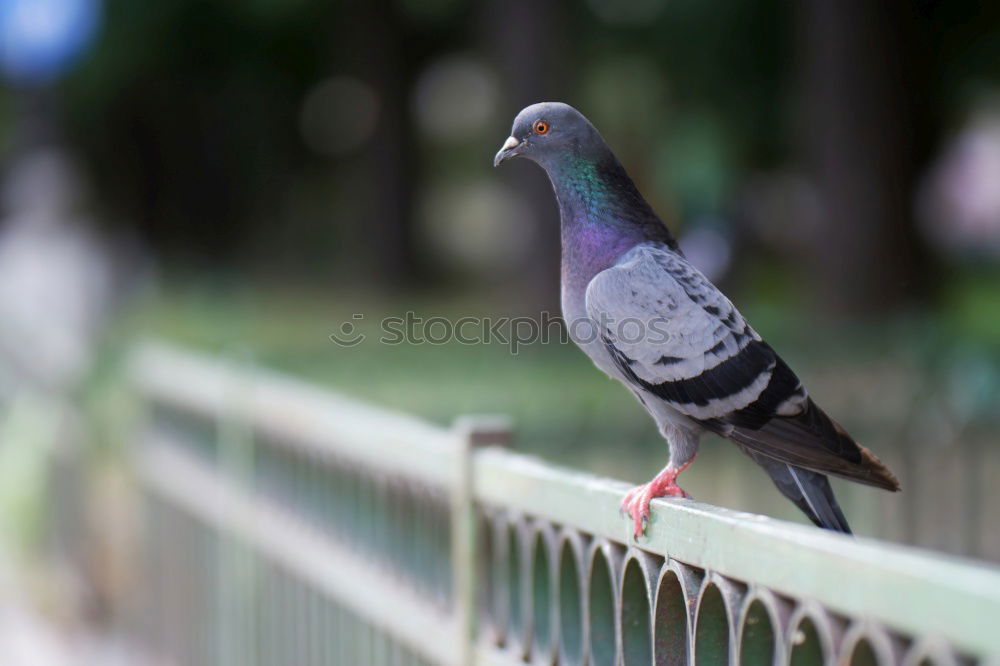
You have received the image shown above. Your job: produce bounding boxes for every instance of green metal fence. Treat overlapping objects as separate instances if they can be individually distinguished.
[129,342,1000,666]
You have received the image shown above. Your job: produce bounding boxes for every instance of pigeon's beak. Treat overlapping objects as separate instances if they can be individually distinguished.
[493,136,523,167]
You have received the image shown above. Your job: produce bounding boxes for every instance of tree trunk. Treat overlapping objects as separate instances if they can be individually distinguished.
[482,0,568,315]
[797,0,931,316]
[353,0,421,289]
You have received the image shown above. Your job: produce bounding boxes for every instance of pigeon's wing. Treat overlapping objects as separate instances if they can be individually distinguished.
[585,244,899,491]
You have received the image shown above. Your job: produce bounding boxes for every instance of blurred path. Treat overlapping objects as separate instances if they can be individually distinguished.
[0,550,145,666]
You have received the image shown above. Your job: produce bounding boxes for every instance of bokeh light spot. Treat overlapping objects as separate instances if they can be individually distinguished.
[299,76,379,157]
[420,181,535,277]
[414,55,498,141]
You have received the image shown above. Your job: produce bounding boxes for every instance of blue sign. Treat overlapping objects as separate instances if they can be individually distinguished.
[0,0,101,83]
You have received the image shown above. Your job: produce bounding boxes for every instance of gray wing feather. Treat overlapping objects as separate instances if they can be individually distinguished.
[585,243,791,421]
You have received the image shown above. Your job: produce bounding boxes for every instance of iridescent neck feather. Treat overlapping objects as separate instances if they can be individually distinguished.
[539,151,677,291]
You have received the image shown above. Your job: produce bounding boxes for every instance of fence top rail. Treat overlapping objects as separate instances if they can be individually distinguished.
[129,340,460,487]
[473,446,1000,659]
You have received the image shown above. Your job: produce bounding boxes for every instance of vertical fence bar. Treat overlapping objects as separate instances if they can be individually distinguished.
[452,416,511,666]
[217,351,257,666]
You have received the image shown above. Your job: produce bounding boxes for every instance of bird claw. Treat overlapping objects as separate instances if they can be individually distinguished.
[620,486,653,539]
[620,468,691,538]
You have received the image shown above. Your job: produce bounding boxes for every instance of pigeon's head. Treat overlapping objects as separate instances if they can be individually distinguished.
[493,102,605,168]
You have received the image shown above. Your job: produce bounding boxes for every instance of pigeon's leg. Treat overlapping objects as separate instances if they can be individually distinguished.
[620,458,695,538]
[621,424,699,538]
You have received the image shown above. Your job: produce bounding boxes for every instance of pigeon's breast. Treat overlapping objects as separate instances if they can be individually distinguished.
[561,283,589,344]
[561,271,700,433]
[561,278,619,375]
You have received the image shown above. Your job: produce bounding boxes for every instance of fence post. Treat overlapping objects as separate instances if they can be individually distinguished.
[452,415,511,666]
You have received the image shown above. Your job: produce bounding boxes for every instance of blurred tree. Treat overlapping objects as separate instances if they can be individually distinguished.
[60,0,337,266]
[797,0,933,315]
[481,0,568,313]
[340,0,422,288]
[26,0,1000,313]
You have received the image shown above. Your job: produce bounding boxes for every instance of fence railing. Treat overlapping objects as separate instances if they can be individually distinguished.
[129,341,1000,666]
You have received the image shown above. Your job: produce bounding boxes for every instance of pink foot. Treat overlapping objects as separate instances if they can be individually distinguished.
[620,459,694,538]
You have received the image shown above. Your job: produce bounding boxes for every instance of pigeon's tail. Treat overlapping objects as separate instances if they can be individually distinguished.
[781,465,851,534]
[745,451,852,534]
[726,397,900,493]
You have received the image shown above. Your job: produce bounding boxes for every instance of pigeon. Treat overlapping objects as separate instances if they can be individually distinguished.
[494,102,900,537]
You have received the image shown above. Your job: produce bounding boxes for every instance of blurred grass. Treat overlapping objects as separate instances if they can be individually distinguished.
[118,279,655,469]
[97,272,1000,535]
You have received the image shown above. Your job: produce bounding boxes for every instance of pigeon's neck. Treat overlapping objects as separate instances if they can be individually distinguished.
[545,153,676,293]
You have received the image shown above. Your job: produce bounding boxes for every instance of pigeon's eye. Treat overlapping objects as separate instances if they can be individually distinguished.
[533,120,550,135]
